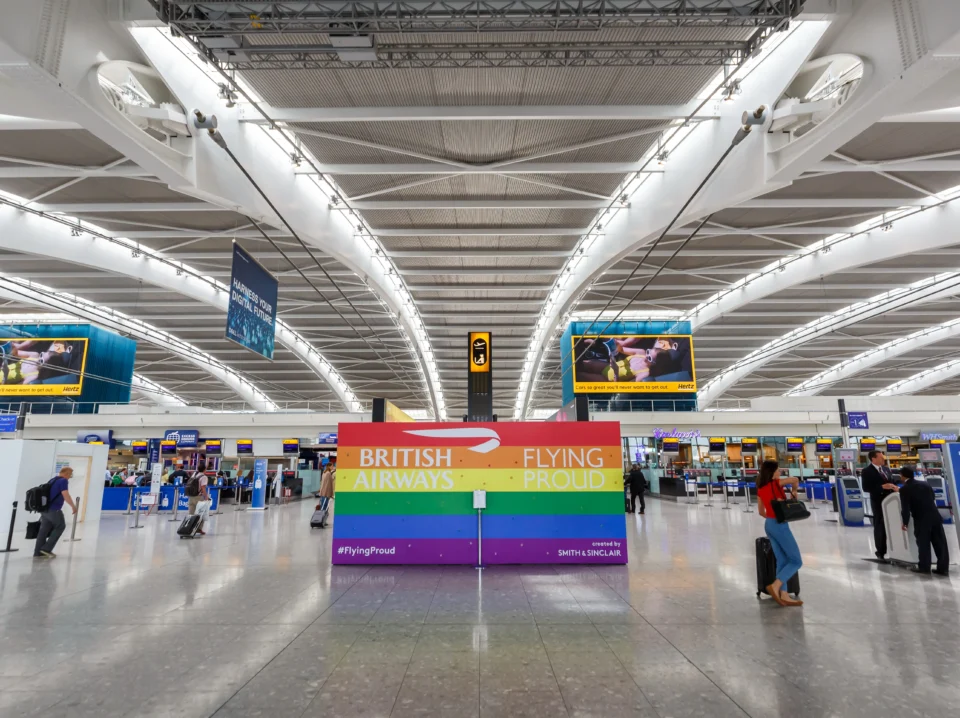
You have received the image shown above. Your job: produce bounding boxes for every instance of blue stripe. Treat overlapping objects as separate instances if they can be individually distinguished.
[333,514,626,540]
[484,514,626,539]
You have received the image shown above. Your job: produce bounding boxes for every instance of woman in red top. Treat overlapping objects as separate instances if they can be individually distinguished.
[756,460,803,607]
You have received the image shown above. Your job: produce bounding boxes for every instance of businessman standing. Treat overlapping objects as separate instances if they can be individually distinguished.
[899,466,949,575]
[861,450,899,560]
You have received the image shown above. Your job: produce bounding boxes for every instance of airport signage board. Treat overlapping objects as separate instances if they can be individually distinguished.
[469,331,491,373]
[163,429,199,448]
[332,421,626,565]
[571,334,696,394]
[0,414,17,432]
[225,243,278,360]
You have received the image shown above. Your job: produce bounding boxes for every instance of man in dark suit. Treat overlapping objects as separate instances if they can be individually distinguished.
[628,464,647,514]
[861,450,899,560]
[899,466,949,575]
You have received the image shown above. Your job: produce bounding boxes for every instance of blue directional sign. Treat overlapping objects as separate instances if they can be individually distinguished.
[848,411,869,430]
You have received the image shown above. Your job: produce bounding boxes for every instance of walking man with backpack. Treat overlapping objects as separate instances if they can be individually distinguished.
[34,467,77,558]
[184,470,209,536]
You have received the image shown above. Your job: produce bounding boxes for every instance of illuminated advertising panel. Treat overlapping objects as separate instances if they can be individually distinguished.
[0,338,88,395]
[571,334,695,394]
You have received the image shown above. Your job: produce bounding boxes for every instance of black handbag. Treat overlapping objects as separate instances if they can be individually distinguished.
[772,498,810,523]
[25,520,40,539]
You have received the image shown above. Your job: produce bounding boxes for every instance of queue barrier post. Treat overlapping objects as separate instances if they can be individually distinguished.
[168,486,181,522]
[66,496,82,542]
[124,486,135,515]
[804,481,819,510]
[742,482,754,513]
[0,501,19,553]
[131,494,144,529]
[704,480,714,507]
[722,482,731,510]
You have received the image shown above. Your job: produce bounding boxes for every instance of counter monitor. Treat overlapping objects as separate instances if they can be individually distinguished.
[886,439,902,453]
[740,438,758,454]
[160,440,177,456]
[859,437,876,452]
[204,439,222,455]
[708,437,725,453]
[282,439,300,454]
[237,439,253,455]
[816,439,833,453]
[661,437,680,454]
[131,441,148,455]
[786,438,803,453]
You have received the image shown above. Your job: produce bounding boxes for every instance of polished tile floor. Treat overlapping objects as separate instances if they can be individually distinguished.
[2,497,960,717]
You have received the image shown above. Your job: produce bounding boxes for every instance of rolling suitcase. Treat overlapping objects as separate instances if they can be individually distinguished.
[310,504,328,529]
[755,537,799,597]
[178,514,202,539]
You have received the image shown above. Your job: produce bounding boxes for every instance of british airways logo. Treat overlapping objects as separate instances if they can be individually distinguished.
[404,427,501,454]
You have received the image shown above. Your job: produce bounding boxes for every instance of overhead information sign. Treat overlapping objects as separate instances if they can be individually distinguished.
[571,334,695,393]
[226,243,278,360]
[469,331,491,373]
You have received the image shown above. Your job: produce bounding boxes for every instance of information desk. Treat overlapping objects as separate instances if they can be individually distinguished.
[101,486,220,512]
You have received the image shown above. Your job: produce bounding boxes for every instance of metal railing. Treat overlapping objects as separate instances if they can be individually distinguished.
[588,399,698,413]
[1,400,369,416]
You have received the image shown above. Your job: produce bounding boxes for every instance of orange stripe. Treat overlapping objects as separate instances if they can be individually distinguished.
[337,445,622,470]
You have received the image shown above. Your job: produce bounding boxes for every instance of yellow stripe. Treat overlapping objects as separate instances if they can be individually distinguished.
[338,467,624,493]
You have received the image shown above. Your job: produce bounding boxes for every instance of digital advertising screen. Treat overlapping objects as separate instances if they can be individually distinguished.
[816,439,833,453]
[283,439,300,454]
[708,437,726,453]
[237,439,253,455]
[786,438,804,453]
[204,439,222,456]
[886,438,902,453]
[0,338,88,395]
[859,437,876,452]
[131,440,148,455]
[660,437,680,454]
[740,438,758,454]
[160,440,177,456]
[571,334,696,394]
[226,243,278,360]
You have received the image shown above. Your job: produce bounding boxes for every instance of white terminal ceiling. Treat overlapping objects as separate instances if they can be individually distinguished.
[0,0,958,416]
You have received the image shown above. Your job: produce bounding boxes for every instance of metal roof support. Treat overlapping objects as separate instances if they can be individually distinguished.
[873,361,960,396]
[131,374,188,407]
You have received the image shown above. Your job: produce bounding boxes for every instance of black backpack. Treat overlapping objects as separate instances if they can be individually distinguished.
[25,479,54,513]
[185,474,201,497]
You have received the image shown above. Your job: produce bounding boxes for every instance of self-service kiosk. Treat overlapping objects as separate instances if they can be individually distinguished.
[837,476,865,526]
[882,492,919,566]
[925,476,953,524]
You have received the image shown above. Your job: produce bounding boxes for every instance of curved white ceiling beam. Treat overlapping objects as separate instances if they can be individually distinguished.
[786,317,960,397]
[872,360,960,397]
[124,28,442,417]
[516,3,960,418]
[0,276,278,412]
[688,193,960,331]
[131,374,188,408]
[0,200,362,412]
[698,272,960,407]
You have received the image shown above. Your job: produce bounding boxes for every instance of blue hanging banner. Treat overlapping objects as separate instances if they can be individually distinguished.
[250,457,268,510]
[226,243,278,360]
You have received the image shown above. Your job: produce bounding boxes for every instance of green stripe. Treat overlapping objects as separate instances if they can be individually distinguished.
[334,491,623,516]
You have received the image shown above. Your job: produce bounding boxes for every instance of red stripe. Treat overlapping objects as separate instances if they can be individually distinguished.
[337,421,621,448]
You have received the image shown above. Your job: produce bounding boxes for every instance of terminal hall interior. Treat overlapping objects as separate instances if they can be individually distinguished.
[4,1,960,716]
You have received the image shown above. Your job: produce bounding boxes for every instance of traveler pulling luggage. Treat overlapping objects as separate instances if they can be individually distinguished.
[177,514,203,539]
[310,503,328,529]
[314,465,335,528]
[755,537,800,597]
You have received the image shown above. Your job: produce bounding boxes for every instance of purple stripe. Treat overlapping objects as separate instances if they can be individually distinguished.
[484,538,628,564]
[331,538,627,564]
[332,538,477,564]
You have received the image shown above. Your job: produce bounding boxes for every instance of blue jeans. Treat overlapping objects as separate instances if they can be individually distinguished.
[765,518,802,590]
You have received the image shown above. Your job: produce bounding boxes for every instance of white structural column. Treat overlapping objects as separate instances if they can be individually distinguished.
[786,317,960,396]
[517,2,960,416]
[131,374,188,407]
[873,360,960,396]
[0,276,278,411]
[0,203,361,411]
[697,272,960,407]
